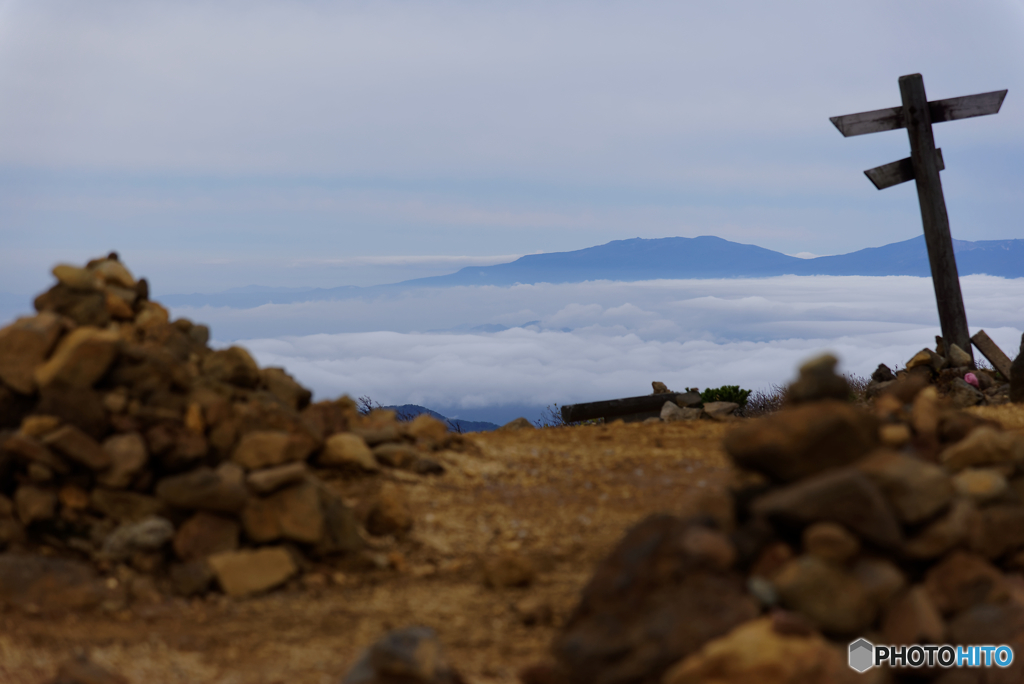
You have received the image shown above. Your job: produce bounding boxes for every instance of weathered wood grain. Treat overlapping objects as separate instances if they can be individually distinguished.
[830,89,1006,138]
[899,73,974,364]
[561,392,701,423]
[929,90,1007,124]
[865,148,945,190]
[971,330,1013,379]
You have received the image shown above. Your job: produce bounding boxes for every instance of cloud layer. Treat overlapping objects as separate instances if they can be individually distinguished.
[183,276,1024,418]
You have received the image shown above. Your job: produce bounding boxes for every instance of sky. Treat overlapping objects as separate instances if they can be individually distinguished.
[1,1,1022,423]
[1,0,1022,297]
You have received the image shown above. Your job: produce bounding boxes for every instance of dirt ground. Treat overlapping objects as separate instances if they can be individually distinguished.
[0,419,737,684]
[6,403,1023,684]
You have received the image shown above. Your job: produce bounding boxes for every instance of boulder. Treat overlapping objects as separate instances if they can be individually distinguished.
[662,617,856,684]
[154,463,248,513]
[855,449,954,524]
[232,430,316,470]
[319,433,379,471]
[0,312,64,394]
[42,424,111,471]
[552,515,758,684]
[750,467,903,549]
[661,402,702,422]
[33,327,120,389]
[724,401,878,483]
[207,546,297,598]
[173,512,240,561]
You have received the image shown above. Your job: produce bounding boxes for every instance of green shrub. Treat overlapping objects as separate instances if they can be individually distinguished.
[700,385,752,407]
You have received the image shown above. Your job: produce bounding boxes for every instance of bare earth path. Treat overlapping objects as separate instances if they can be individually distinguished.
[0,420,735,684]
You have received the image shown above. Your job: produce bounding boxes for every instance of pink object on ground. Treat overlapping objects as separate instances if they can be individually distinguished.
[964,372,980,388]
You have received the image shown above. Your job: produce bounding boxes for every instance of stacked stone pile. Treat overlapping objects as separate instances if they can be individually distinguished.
[869,336,1017,409]
[0,254,466,600]
[525,353,1024,684]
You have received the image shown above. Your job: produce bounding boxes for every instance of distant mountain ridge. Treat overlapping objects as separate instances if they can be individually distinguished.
[157,235,1024,309]
[383,404,500,433]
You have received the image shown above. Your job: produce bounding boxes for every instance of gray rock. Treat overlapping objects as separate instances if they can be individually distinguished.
[101,516,174,561]
[661,402,701,422]
[948,377,984,408]
[343,625,462,684]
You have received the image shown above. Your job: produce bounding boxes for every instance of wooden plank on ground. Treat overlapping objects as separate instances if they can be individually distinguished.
[561,392,701,424]
[972,330,1013,379]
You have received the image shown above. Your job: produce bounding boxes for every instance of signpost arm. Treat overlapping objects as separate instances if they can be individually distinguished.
[898,74,974,363]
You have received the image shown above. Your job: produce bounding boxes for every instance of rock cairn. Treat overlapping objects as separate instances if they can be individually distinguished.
[870,337,1014,409]
[0,254,466,600]
[529,354,1024,684]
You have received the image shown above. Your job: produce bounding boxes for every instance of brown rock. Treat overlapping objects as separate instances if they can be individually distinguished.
[42,424,111,470]
[319,433,379,471]
[36,385,109,439]
[20,414,61,438]
[168,559,215,597]
[342,625,462,684]
[948,601,1024,647]
[949,377,984,408]
[904,499,977,560]
[681,526,737,571]
[772,555,876,636]
[407,413,449,443]
[90,489,167,522]
[802,522,859,564]
[52,264,102,290]
[53,656,129,684]
[15,485,57,524]
[365,483,413,536]
[173,512,240,561]
[785,353,851,404]
[96,432,148,489]
[0,312,64,394]
[232,430,316,470]
[851,556,906,612]
[207,546,297,598]
[750,467,903,549]
[878,423,911,448]
[59,485,90,510]
[908,347,946,373]
[924,551,1007,615]
[941,426,1024,472]
[856,449,954,524]
[34,284,108,327]
[2,432,71,474]
[246,461,308,494]
[882,585,945,645]
[314,485,364,556]
[0,554,107,613]
[154,463,248,513]
[484,551,536,588]
[968,504,1024,559]
[724,401,878,483]
[953,468,1009,503]
[373,442,420,469]
[553,515,758,684]
[260,367,312,410]
[202,346,260,388]
[662,617,855,684]
[499,417,535,431]
[241,481,325,544]
[34,327,120,389]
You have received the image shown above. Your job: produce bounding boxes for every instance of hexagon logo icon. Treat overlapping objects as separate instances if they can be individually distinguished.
[849,639,874,673]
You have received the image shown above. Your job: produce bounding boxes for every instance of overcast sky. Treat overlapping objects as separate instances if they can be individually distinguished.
[1,0,1022,297]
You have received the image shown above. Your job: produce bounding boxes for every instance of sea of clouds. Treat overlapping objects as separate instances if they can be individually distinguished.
[160,275,1024,424]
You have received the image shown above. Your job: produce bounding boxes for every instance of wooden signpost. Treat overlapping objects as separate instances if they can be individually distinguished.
[830,74,1007,363]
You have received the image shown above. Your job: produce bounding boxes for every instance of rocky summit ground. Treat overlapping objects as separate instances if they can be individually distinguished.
[0,419,736,684]
[5,254,1024,684]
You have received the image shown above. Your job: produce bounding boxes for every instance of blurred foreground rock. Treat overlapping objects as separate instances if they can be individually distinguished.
[0,254,476,603]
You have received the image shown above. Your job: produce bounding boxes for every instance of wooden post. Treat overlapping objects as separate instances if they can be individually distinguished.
[831,77,1007,365]
[898,74,974,363]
